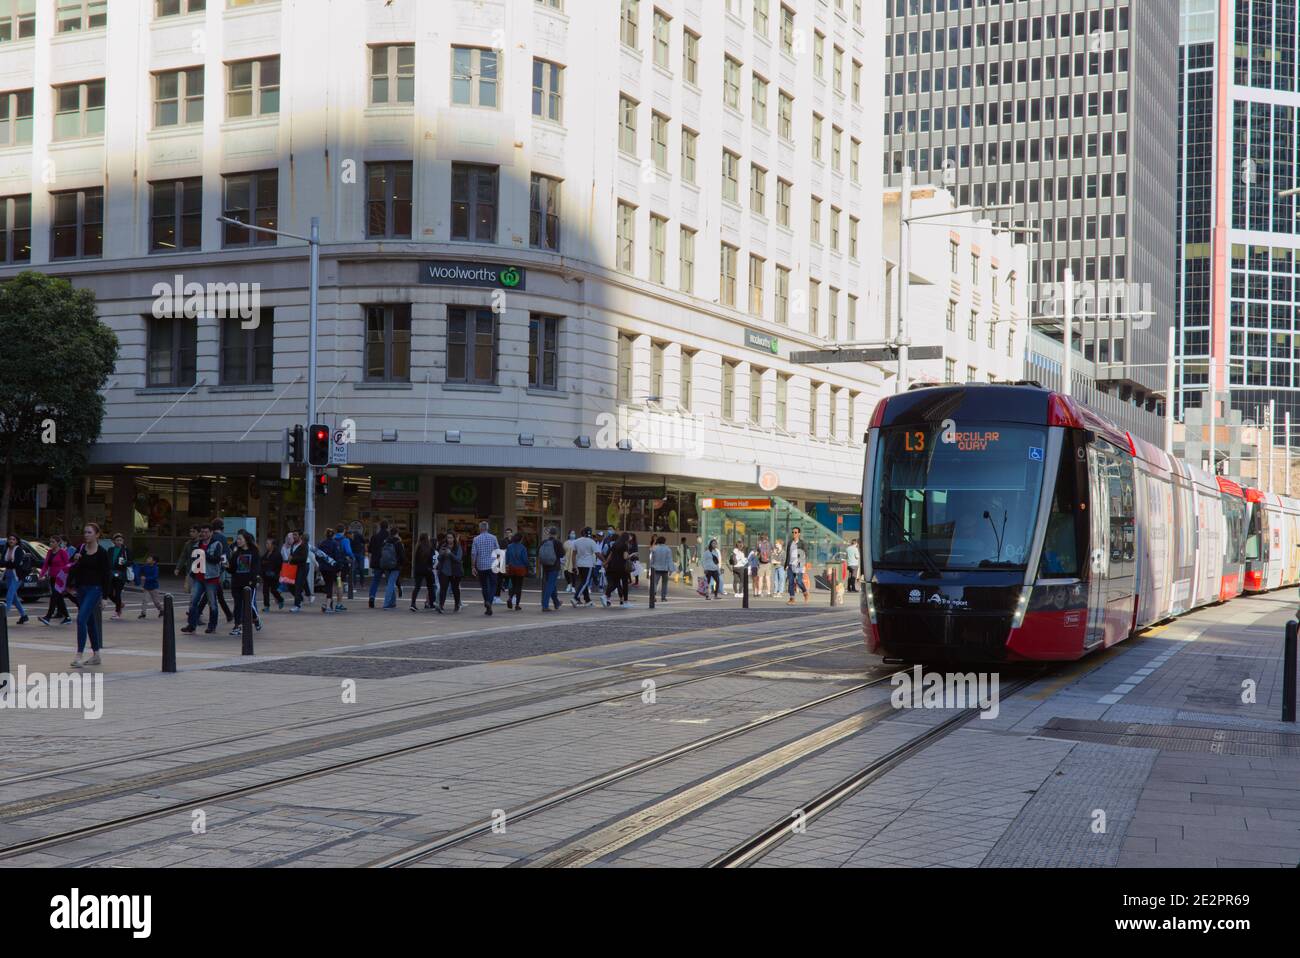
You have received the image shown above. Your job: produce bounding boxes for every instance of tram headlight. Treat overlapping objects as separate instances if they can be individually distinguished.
[1010,586,1032,630]
[864,584,878,625]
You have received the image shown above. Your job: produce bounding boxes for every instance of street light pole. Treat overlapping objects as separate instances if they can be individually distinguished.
[896,165,912,393]
[216,213,321,543]
[1063,267,1073,398]
[1164,326,1175,456]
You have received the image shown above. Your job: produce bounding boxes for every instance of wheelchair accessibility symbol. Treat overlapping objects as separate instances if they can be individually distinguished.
[1029,447,1044,462]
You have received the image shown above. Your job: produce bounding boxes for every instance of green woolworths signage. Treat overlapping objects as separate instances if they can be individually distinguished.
[421,260,527,290]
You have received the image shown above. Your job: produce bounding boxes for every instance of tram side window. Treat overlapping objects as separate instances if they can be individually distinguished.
[1038,441,1082,577]
[1245,505,1263,561]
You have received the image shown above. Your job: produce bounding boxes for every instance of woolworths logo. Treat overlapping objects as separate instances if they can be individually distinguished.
[421,260,527,291]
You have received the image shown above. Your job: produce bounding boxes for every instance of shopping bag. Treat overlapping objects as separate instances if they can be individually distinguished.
[696,576,708,597]
[279,562,299,586]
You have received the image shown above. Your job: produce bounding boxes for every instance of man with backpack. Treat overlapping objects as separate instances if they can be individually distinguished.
[755,533,773,597]
[378,531,404,609]
[367,521,390,608]
[317,530,347,613]
[537,527,564,612]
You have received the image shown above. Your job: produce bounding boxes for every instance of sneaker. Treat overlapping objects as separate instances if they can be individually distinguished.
[601,596,610,608]
[254,621,263,632]
[570,596,580,608]
[70,656,83,668]
[290,606,301,614]
[485,607,493,616]
[181,626,197,634]
[321,606,332,614]
[16,615,28,625]
[369,599,375,609]
[492,596,502,605]
[433,605,443,614]
[85,653,102,666]
[262,605,270,613]
[137,612,147,620]
[409,605,419,613]
[514,604,522,612]
[38,616,51,626]
[204,627,217,635]
[230,627,242,636]
[335,604,347,612]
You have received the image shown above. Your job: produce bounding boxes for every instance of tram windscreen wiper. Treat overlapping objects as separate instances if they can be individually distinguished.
[881,508,942,578]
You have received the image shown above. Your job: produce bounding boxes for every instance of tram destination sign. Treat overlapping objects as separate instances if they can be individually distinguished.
[790,346,944,364]
[421,260,527,291]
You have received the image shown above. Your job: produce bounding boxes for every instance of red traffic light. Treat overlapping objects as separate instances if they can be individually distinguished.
[307,423,331,467]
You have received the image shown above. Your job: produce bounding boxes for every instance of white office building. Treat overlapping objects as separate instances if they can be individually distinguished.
[0,0,887,560]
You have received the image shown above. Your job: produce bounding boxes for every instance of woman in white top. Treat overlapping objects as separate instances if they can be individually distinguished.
[730,542,749,597]
[699,538,722,600]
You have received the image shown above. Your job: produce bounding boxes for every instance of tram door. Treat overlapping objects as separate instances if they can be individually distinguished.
[1084,444,1109,649]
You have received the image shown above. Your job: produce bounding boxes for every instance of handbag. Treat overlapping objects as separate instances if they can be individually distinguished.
[279,562,299,586]
[696,576,709,596]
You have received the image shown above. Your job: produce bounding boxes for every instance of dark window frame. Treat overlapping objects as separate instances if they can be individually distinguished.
[222,169,278,248]
[149,177,203,253]
[450,163,498,243]
[146,314,198,389]
[49,186,103,260]
[528,313,560,390]
[0,193,31,263]
[365,161,413,239]
[364,304,412,384]
[220,308,275,386]
[447,306,498,385]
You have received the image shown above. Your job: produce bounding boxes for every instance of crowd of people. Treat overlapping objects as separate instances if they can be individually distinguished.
[1,516,865,667]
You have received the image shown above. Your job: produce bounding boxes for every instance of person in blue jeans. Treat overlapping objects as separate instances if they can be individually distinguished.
[68,523,111,668]
[380,532,405,609]
[470,521,500,616]
[367,521,390,607]
[537,527,563,611]
[181,525,224,633]
[2,533,32,624]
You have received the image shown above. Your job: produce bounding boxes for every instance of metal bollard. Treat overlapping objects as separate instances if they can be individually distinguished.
[742,566,750,609]
[241,586,255,656]
[161,593,177,673]
[94,600,103,649]
[347,564,355,601]
[0,601,9,686]
[649,572,656,609]
[1284,619,1297,723]
[829,567,838,607]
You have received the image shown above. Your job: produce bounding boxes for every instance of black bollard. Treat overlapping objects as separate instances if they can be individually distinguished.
[1284,619,1298,723]
[161,594,177,673]
[241,586,255,656]
[94,600,103,649]
[649,572,656,609]
[742,565,750,609]
[829,567,838,606]
[347,563,355,601]
[0,601,9,685]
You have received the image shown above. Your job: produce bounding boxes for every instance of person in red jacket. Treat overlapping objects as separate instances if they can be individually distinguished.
[37,533,73,625]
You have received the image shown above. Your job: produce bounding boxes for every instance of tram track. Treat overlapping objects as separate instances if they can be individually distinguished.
[0,615,856,790]
[0,628,867,863]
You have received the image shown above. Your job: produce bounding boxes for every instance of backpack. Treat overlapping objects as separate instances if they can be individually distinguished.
[314,546,337,570]
[758,541,771,563]
[380,539,399,571]
[538,538,557,567]
[13,544,32,575]
[320,536,342,562]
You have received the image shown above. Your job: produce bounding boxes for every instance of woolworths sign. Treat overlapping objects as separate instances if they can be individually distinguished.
[421,260,527,291]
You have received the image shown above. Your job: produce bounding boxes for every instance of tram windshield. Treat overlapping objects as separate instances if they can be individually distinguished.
[869,423,1050,571]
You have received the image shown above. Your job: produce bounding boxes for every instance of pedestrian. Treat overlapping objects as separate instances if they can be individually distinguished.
[367,520,390,608]
[176,525,199,591]
[562,530,577,593]
[700,538,722,599]
[649,535,674,602]
[348,524,367,592]
[37,533,72,625]
[378,529,404,609]
[67,523,110,667]
[503,533,528,610]
[470,521,500,615]
[772,538,786,595]
[181,523,225,634]
[627,532,641,587]
[261,537,284,611]
[601,532,631,608]
[316,529,346,613]
[331,525,355,604]
[569,527,598,608]
[410,532,436,611]
[289,531,310,612]
[730,541,749,597]
[106,532,131,619]
[436,532,463,612]
[678,537,692,582]
[846,538,861,592]
[207,518,235,622]
[755,533,773,597]
[538,527,564,611]
[135,553,165,618]
[2,532,33,624]
[784,527,810,604]
[494,528,514,599]
[228,531,262,635]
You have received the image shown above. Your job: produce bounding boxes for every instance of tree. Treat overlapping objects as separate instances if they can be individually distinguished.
[0,271,118,535]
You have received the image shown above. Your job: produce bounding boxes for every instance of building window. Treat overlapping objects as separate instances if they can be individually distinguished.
[833,46,844,93]
[809,279,820,334]
[680,349,694,411]
[619,0,641,47]
[750,163,766,215]
[1,0,36,40]
[146,316,196,388]
[155,0,206,17]
[753,0,769,36]
[830,387,839,438]
[722,360,737,421]
[808,383,819,435]
[619,94,638,153]
[226,57,279,118]
[366,162,413,239]
[751,74,768,126]
[968,310,977,341]
[723,56,742,109]
[681,127,697,183]
[780,4,794,55]
[0,194,32,263]
[451,163,498,242]
[149,177,202,253]
[50,187,102,259]
[222,170,277,247]
[813,30,824,77]
[967,364,978,383]
[749,365,764,423]
[532,58,563,122]
[748,254,764,316]
[451,46,499,109]
[810,196,822,244]
[529,313,560,390]
[649,214,667,283]
[950,240,960,272]
[776,178,791,226]
[775,265,790,324]
[371,45,415,105]
[828,287,839,338]
[720,243,738,307]
[971,252,980,283]
[946,300,956,331]
[848,216,859,259]
[945,358,956,382]
[850,138,860,182]
[830,126,842,171]
[153,68,204,127]
[56,0,105,32]
[847,294,857,341]
[778,89,793,140]
[617,200,636,272]
[651,340,666,398]
[364,305,412,384]
[530,173,561,251]
[617,333,633,401]
[53,80,105,140]
[721,149,739,203]
[651,111,669,170]
[852,60,861,103]
[829,207,840,251]
[0,88,34,146]
[221,309,274,386]
[811,113,823,160]
[775,373,788,429]
[683,28,699,84]
[652,8,670,68]
[447,307,497,385]
[679,225,695,293]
